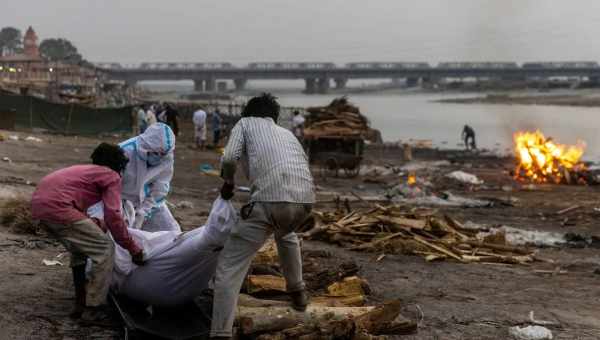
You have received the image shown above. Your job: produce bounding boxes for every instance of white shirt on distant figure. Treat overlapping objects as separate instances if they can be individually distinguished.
[193,110,207,142]
[292,114,306,137]
[193,110,207,127]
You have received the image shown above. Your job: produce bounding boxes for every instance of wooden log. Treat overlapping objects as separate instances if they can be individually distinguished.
[305,261,359,291]
[239,315,298,336]
[375,315,419,335]
[237,305,374,335]
[311,294,366,307]
[354,299,400,331]
[298,318,356,340]
[246,275,287,294]
[327,276,371,297]
[254,239,279,266]
[238,294,289,308]
[348,299,418,335]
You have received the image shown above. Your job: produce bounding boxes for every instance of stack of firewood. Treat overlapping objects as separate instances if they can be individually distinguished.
[304,97,378,141]
[298,204,535,265]
[237,241,418,339]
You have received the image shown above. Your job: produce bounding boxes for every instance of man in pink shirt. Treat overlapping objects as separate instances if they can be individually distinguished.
[31,143,144,318]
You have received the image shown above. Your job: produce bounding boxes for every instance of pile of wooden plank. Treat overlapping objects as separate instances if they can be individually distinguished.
[304,97,375,140]
[239,241,418,339]
[299,204,536,265]
[237,296,416,339]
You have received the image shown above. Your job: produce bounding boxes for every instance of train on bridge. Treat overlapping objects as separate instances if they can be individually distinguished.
[93,61,600,70]
[91,60,600,94]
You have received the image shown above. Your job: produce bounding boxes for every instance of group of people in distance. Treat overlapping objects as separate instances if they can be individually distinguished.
[31,93,314,339]
[137,103,180,136]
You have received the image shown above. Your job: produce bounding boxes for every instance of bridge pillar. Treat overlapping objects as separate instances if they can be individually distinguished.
[234,78,247,91]
[194,79,205,92]
[205,78,216,92]
[304,78,317,94]
[421,77,441,87]
[124,79,137,88]
[589,76,600,85]
[406,77,419,87]
[317,78,331,94]
[334,78,348,90]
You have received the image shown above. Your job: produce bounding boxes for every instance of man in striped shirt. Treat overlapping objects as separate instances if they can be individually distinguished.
[210,94,315,339]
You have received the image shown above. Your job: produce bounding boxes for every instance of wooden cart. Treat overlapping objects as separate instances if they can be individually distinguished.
[305,136,364,178]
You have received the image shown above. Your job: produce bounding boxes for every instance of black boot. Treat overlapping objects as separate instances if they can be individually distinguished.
[69,264,86,319]
[290,290,309,312]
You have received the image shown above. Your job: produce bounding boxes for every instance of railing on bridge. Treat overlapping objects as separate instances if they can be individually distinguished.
[346,62,430,69]
[247,62,336,70]
[93,61,600,71]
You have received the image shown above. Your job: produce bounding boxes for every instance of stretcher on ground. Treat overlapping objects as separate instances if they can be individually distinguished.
[109,292,211,340]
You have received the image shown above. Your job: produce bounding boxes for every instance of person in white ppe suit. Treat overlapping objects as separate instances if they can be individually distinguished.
[119,123,180,232]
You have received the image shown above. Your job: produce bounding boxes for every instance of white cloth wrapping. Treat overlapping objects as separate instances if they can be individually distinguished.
[292,115,305,137]
[88,197,237,306]
[119,123,180,232]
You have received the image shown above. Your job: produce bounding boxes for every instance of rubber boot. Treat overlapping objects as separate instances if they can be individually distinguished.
[70,264,86,319]
[290,290,309,312]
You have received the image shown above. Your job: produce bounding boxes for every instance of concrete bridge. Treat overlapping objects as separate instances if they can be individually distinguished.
[95,61,600,94]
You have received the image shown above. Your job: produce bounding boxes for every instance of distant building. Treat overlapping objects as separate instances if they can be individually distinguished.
[23,26,40,59]
[0,26,101,100]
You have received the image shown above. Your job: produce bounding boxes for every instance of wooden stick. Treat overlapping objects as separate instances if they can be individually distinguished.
[411,235,465,262]
[350,191,377,209]
[463,240,532,255]
[556,205,581,215]
[350,232,406,251]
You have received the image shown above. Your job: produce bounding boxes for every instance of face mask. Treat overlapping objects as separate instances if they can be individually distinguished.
[147,153,162,167]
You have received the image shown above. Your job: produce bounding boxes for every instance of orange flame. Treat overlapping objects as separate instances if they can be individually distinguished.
[407,173,417,185]
[514,130,586,183]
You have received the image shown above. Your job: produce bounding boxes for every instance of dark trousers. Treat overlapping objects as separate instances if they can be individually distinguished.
[213,130,221,146]
[465,135,476,150]
[167,118,179,136]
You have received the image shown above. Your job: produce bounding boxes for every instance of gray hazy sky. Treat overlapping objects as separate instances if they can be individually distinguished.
[4,0,600,64]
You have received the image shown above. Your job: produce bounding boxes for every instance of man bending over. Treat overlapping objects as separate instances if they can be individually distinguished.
[31,143,144,319]
[210,94,315,339]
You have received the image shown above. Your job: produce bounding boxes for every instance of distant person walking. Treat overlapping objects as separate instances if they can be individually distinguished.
[164,103,180,137]
[146,106,157,127]
[291,110,305,141]
[212,108,222,147]
[136,106,147,134]
[193,109,207,150]
[462,125,476,150]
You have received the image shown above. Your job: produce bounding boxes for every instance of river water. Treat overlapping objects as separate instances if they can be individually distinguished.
[273,92,600,161]
[144,83,600,161]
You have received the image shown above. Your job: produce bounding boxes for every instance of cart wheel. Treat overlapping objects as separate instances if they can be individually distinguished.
[321,158,339,178]
[344,165,360,178]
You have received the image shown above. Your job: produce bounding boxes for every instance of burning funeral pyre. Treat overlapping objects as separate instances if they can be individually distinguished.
[514,130,589,184]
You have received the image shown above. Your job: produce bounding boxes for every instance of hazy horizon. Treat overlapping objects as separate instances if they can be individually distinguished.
[4,1,600,64]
